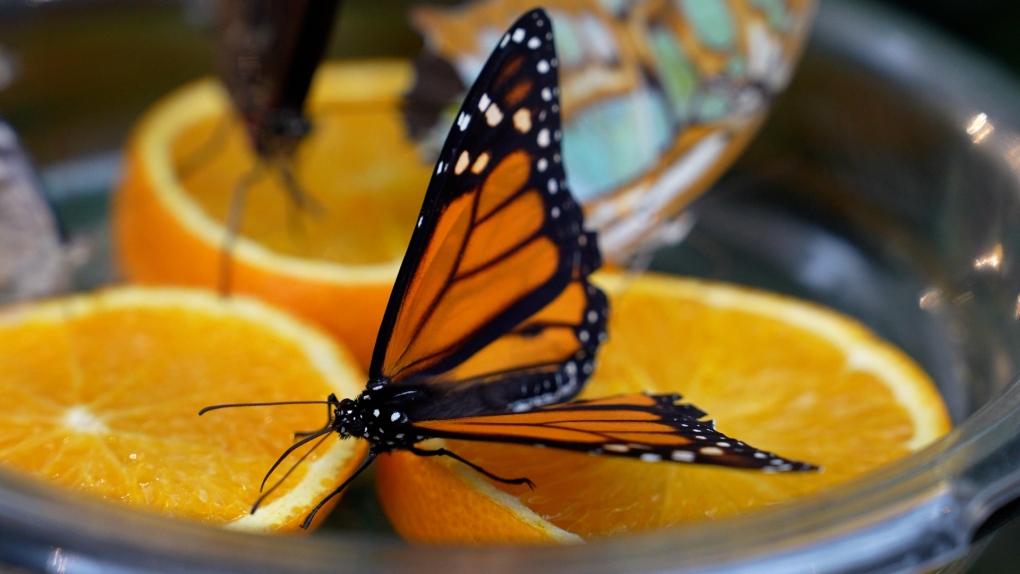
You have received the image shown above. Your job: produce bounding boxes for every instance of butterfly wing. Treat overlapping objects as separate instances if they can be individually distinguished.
[410,393,817,470]
[370,9,606,416]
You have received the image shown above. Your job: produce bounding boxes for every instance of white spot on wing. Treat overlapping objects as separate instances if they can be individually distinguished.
[478,93,491,112]
[512,28,526,43]
[537,128,550,147]
[485,103,504,126]
[471,152,490,174]
[671,450,695,462]
[455,151,470,175]
[640,453,662,462]
[527,37,541,49]
[537,60,550,74]
[513,108,532,133]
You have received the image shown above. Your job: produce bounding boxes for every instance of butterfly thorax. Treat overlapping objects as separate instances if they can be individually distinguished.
[332,382,420,452]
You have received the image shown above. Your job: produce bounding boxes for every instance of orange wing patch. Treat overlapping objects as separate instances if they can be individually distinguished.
[412,395,692,449]
[493,55,525,88]
[382,152,566,378]
[475,151,531,220]
[442,281,591,382]
[504,79,534,108]
[459,189,543,275]
[398,237,559,371]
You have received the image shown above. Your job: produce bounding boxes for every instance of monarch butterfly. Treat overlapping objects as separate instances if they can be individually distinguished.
[202,8,814,530]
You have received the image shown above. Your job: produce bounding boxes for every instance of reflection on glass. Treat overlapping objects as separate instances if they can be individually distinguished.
[919,288,943,310]
[973,244,1003,271]
[966,112,994,143]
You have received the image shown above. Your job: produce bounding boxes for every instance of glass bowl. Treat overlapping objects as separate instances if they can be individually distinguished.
[2,0,1020,571]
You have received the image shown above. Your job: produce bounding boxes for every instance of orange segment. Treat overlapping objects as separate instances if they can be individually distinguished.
[375,272,950,542]
[0,287,367,532]
[113,61,431,369]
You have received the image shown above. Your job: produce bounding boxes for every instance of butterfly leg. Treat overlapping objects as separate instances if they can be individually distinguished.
[293,398,335,439]
[218,165,264,296]
[409,446,535,490]
[300,450,378,530]
[278,159,324,216]
[276,159,324,240]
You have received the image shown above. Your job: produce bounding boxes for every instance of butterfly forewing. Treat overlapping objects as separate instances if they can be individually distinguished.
[371,9,603,412]
[411,394,817,470]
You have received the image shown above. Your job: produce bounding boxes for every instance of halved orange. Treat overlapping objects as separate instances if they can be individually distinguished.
[0,287,367,532]
[376,272,951,542]
[113,61,429,369]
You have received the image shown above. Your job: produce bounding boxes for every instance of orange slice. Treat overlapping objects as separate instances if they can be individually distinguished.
[0,287,367,532]
[375,272,950,542]
[113,61,430,369]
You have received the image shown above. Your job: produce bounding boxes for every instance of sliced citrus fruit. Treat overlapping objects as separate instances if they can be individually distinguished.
[113,60,429,369]
[0,287,367,532]
[375,272,951,542]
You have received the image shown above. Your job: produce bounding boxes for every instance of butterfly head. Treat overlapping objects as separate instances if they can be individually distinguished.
[331,385,417,450]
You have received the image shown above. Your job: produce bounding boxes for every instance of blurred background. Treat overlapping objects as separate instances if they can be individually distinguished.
[868,2,1020,571]
[0,0,1019,570]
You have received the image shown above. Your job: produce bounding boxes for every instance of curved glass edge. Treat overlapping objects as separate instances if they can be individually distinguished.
[2,1,1020,572]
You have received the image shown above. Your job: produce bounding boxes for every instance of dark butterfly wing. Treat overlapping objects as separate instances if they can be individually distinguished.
[411,393,817,471]
[370,9,605,416]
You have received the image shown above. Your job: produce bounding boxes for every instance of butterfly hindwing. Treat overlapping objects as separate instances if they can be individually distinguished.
[411,393,817,470]
[390,275,608,421]
[370,10,604,416]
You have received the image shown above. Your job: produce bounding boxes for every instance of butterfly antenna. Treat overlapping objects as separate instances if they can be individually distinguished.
[198,399,333,415]
[250,431,332,514]
[259,426,336,492]
[218,164,265,297]
[300,450,378,530]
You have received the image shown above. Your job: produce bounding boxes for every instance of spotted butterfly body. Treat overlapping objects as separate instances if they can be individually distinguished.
[203,9,813,529]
